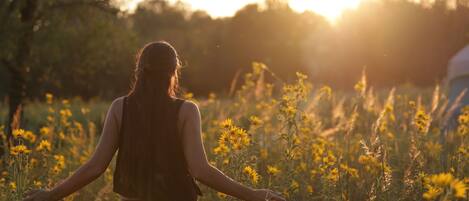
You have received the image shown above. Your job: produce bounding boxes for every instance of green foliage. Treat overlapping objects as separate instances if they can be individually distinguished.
[1,0,469,100]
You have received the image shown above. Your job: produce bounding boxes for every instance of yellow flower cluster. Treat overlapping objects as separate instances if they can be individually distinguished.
[10,145,31,156]
[243,166,260,184]
[213,119,250,155]
[414,107,431,134]
[423,172,467,200]
[267,165,281,176]
[0,65,468,201]
[36,140,52,152]
[358,155,391,176]
[52,155,66,174]
[457,106,469,137]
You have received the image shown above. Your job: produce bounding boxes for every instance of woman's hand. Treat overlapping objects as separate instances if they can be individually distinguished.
[22,189,53,201]
[254,189,286,201]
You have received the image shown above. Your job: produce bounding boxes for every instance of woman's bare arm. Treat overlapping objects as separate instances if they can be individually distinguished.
[24,98,123,201]
[179,101,285,201]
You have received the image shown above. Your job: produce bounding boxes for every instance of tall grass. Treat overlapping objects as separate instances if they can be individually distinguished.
[0,63,467,201]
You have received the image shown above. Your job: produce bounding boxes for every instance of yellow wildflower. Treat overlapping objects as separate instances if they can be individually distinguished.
[10,145,31,156]
[451,180,467,198]
[267,165,281,176]
[290,180,299,192]
[12,129,25,139]
[9,182,16,191]
[45,93,53,104]
[220,119,233,129]
[423,186,442,200]
[249,116,263,126]
[33,180,42,188]
[307,185,314,194]
[243,166,260,184]
[37,140,52,152]
[24,130,36,142]
[414,107,431,134]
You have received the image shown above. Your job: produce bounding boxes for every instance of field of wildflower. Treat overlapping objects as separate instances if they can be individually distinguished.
[0,63,468,201]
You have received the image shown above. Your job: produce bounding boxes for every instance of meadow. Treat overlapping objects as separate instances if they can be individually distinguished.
[0,63,468,201]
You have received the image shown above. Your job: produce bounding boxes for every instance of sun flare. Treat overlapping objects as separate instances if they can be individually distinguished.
[120,0,145,12]
[121,0,363,23]
[289,0,362,23]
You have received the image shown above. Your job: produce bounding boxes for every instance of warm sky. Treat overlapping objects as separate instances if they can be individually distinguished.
[120,0,363,23]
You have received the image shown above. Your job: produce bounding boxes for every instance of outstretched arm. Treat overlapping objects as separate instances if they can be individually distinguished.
[180,101,285,201]
[24,98,123,201]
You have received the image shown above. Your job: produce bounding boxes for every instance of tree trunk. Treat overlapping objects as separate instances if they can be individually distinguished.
[4,0,38,149]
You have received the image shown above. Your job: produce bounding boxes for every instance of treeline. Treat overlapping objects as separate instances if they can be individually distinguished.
[1,0,469,100]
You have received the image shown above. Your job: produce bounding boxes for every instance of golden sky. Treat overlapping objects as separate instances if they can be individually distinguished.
[120,0,364,23]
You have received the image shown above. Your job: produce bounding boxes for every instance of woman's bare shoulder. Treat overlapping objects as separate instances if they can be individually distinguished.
[108,96,126,120]
[179,100,200,121]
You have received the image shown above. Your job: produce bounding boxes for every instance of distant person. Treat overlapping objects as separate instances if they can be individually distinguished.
[440,45,469,169]
[445,45,469,130]
[23,41,285,201]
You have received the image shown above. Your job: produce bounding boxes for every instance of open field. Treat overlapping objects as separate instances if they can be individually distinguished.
[0,65,468,201]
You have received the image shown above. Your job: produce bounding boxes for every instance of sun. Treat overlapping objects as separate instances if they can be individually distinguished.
[119,0,145,13]
[288,0,362,23]
[120,0,363,23]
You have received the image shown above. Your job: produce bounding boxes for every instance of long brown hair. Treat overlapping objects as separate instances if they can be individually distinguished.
[116,41,184,198]
[128,41,180,99]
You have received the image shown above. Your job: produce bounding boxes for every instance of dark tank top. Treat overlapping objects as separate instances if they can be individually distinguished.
[113,97,202,201]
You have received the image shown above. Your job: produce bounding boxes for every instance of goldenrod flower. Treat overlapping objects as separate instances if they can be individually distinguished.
[249,116,263,126]
[9,182,16,191]
[217,192,227,198]
[12,129,25,139]
[340,164,359,179]
[59,109,72,118]
[307,185,314,194]
[33,180,42,188]
[290,180,299,192]
[451,180,467,198]
[423,172,467,199]
[267,165,280,176]
[62,99,70,106]
[414,108,431,134]
[220,119,233,129]
[37,140,52,152]
[45,93,53,104]
[327,168,339,183]
[10,145,31,156]
[243,166,259,184]
[429,173,453,186]
[53,154,66,174]
[24,130,36,142]
[354,71,367,95]
[423,186,442,200]
[39,126,50,135]
[319,86,332,99]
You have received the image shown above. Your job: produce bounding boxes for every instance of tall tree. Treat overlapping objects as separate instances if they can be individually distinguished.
[0,0,115,154]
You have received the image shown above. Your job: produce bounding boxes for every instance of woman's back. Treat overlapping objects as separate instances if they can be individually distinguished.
[113,96,201,201]
[22,41,285,201]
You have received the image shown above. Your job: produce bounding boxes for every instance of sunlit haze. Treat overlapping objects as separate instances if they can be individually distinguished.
[121,0,363,23]
[289,0,361,22]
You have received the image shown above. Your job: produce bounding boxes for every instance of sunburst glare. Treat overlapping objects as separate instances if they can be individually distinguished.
[289,0,362,23]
